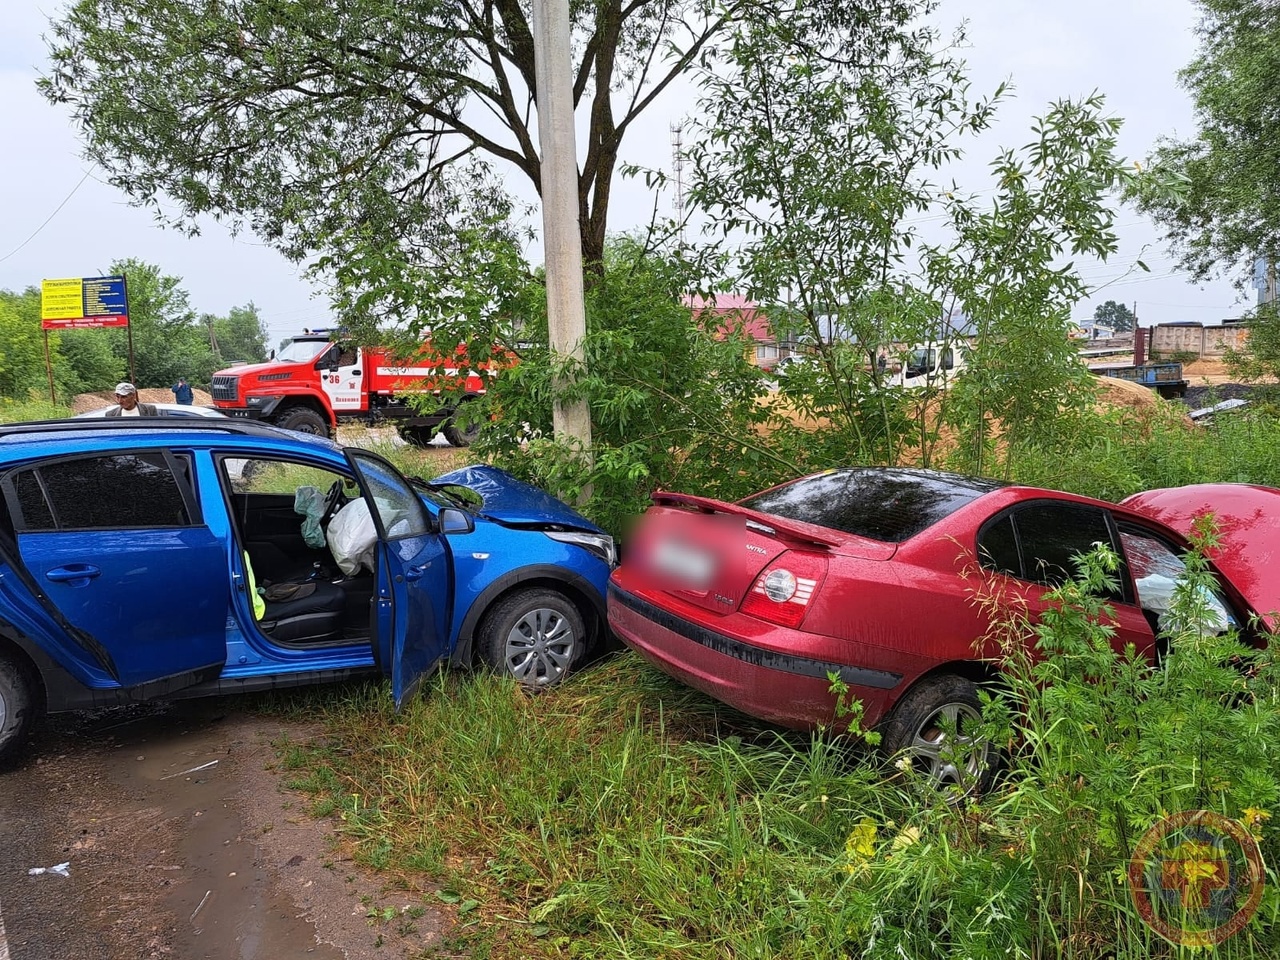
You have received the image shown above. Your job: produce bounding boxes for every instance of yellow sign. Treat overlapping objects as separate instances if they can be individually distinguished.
[41,278,84,321]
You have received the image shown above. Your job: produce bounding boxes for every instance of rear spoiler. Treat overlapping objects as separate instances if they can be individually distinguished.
[652,491,846,550]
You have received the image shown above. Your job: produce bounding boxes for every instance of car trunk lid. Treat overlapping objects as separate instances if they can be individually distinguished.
[632,493,893,615]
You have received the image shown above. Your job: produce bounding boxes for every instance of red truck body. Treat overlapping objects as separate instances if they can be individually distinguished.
[210,332,497,445]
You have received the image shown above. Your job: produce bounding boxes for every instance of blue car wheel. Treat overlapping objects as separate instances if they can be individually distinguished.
[480,588,586,687]
[0,655,36,764]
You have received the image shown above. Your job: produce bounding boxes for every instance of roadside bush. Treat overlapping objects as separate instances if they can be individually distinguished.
[479,237,816,536]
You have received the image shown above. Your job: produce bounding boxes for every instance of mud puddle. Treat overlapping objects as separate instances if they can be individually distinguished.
[0,700,444,959]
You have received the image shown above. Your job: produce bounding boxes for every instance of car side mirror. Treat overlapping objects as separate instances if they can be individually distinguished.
[269,349,276,360]
[438,508,474,535]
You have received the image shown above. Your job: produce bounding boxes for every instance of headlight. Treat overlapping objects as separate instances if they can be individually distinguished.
[246,396,271,407]
[545,530,616,566]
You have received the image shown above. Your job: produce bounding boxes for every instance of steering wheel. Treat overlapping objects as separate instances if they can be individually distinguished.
[319,479,346,529]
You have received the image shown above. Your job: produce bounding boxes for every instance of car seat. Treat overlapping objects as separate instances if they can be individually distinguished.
[244,551,346,644]
[258,581,347,643]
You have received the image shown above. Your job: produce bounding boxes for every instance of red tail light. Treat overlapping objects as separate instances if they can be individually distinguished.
[739,551,829,628]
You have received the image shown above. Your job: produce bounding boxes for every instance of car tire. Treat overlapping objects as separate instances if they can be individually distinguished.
[0,654,37,765]
[877,674,993,793]
[442,399,483,447]
[479,588,587,687]
[275,407,330,437]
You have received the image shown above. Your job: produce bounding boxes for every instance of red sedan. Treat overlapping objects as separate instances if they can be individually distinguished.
[608,468,1278,785]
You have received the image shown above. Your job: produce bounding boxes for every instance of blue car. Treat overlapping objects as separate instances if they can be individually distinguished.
[0,419,614,762]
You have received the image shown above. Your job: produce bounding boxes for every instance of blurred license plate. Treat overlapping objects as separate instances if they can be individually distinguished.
[652,538,717,590]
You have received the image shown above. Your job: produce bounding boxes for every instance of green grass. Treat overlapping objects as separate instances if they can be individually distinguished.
[255,517,1280,959]
[0,397,73,423]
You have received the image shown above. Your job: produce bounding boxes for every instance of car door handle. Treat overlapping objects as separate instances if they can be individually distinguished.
[46,564,102,583]
[403,563,431,582]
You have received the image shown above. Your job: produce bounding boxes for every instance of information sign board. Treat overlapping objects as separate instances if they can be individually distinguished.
[40,276,129,329]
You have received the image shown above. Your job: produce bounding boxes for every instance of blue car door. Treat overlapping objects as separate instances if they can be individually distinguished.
[345,450,451,705]
[4,450,227,692]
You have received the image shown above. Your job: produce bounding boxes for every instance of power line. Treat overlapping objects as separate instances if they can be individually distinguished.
[0,170,93,265]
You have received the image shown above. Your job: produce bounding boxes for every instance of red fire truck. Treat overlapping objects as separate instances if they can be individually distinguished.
[209,331,496,446]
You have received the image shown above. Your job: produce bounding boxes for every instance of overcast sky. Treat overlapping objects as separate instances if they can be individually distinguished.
[0,0,1249,344]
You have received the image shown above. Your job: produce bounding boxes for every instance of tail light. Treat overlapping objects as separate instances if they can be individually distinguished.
[739,551,828,628]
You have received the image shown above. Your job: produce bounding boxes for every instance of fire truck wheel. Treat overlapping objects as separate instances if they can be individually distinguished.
[397,425,436,447]
[442,400,483,447]
[275,407,330,437]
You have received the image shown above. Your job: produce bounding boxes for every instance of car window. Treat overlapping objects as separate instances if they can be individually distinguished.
[222,457,356,498]
[1008,502,1117,591]
[977,513,1020,577]
[739,468,1005,543]
[1119,527,1238,633]
[348,452,432,541]
[5,453,194,531]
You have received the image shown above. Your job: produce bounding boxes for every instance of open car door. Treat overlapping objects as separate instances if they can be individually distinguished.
[345,450,451,705]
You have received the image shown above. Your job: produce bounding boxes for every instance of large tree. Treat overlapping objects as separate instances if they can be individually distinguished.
[685,0,1132,476]
[1131,0,1280,286]
[1093,299,1136,333]
[40,0,735,287]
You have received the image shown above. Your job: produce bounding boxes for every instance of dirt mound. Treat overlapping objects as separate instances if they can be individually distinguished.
[71,387,215,414]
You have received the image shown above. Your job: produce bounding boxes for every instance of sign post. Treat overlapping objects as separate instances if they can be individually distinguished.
[40,274,133,388]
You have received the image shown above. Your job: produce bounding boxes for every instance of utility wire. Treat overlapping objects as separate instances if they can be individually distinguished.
[0,170,93,265]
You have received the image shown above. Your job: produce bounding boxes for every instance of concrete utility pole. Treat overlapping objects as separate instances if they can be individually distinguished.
[532,0,593,460]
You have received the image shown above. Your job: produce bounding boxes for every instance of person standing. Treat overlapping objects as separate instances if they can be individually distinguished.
[105,382,158,417]
[171,377,194,405]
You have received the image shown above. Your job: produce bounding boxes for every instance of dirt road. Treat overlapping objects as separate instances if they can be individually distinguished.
[0,700,445,960]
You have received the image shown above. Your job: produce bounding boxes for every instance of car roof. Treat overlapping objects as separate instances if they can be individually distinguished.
[0,418,344,461]
[1123,483,1280,629]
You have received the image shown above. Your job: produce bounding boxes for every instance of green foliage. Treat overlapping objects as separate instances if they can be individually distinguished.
[1092,299,1137,333]
[0,398,73,423]
[209,303,270,365]
[1131,0,1280,286]
[682,0,1002,468]
[40,0,735,280]
[107,257,221,386]
[479,237,807,536]
[968,537,1280,957]
[0,290,56,400]
[1225,303,1280,387]
[934,95,1130,477]
[1009,402,1280,500]
[678,1,1140,480]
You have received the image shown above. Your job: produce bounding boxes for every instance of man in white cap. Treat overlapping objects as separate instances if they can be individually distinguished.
[105,382,158,417]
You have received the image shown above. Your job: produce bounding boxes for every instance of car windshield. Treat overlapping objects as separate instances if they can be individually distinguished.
[739,468,1006,542]
[274,338,330,363]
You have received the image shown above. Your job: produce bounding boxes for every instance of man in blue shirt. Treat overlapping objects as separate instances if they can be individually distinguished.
[172,377,194,405]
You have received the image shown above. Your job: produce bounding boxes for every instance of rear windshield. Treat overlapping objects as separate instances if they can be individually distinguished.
[739,468,1005,542]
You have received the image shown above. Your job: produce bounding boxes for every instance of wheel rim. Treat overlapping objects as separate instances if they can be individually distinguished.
[503,607,577,685]
[908,702,987,787]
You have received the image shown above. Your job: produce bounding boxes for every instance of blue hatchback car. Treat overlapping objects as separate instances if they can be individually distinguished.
[0,419,614,762]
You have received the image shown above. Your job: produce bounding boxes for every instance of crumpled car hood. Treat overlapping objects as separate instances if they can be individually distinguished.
[1123,482,1280,630]
[434,465,604,531]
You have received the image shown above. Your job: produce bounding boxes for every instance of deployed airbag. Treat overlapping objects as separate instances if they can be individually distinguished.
[294,485,329,549]
[326,498,379,575]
